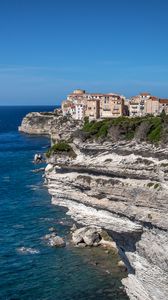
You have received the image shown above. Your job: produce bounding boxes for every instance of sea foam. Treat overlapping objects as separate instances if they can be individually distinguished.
[16,247,40,255]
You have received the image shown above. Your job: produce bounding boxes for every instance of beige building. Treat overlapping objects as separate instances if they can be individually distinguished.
[100,94,124,118]
[144,96,159,115]
[85,99,100,120]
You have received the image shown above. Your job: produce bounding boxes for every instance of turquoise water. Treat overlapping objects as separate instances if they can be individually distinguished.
[0,106,128,300]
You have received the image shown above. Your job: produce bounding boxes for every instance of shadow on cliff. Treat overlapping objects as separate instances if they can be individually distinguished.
[108,230,143,274]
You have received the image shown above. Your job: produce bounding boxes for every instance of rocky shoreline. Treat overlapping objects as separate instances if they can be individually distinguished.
[19,112,168,300]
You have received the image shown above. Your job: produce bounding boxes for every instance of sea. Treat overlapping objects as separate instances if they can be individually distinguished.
[0,106,128,300]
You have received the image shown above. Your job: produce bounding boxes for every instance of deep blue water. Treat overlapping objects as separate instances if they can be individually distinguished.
[0,106,128,300]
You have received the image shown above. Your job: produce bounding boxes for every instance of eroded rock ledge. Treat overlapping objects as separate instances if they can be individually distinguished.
[45,140,168,300]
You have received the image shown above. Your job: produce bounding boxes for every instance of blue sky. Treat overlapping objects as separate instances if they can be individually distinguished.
[0,0,168,105]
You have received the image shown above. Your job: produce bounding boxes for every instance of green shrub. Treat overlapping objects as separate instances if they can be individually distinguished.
[46,141,73,158]
[147,125,162,143]
[97,123,109,138]
[125,131,135,140]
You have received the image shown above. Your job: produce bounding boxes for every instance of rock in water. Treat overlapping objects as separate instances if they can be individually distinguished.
[49,227,56,232]
[48,236,65,247]
[72,226,101,246]
[34,153,43,163]
[72,227,86,244]
[43,232,65,247]
[83,227,101,246]
[75,242,86,248]
[117,260,127,271]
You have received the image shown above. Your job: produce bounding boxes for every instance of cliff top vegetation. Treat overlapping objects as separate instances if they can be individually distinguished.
[77,112,168,144]
[46,140,76,158]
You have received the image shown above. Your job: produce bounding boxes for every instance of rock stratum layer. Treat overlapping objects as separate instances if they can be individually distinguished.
[45,140,168,300]
[19,112,168,300]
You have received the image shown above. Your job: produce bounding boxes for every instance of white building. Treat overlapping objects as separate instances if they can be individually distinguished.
[75,103,85,120]
[129,93,151,117]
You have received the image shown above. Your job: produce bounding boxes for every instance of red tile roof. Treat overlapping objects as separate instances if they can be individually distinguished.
[159,99,168,104]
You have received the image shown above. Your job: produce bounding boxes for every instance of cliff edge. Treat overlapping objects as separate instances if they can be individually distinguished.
[19,112,168,300]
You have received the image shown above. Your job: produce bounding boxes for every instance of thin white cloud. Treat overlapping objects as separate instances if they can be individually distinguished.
[0,64,81,73]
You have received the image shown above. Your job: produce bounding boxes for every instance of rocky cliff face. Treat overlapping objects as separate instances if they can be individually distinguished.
[45,140,168,300]
[18,111,82,141]
[19,112,168,299]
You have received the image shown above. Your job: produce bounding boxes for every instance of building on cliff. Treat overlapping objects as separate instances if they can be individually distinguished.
[62,90,125,120]
[85,97,100,120]
[129,93,151,117]
[62,90,168,120]
[128,92,168,117]
[62,89,87,120]
[144,96,160,115]
[159,98,168,114]
[99,94,125,119]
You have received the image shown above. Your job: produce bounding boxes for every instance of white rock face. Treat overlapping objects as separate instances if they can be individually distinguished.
[18,112,54,135]
[45,140,168,300]
[18,112,83,141]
